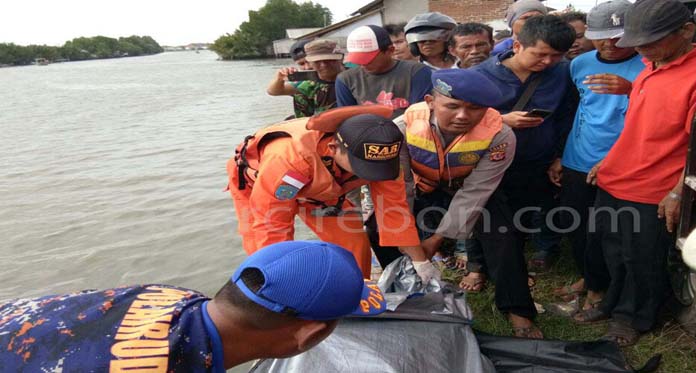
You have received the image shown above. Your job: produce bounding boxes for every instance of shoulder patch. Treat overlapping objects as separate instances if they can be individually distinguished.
[489,142,508,152]
[489,142,508,162]
[275,184,300,200]
[275,171,310,200]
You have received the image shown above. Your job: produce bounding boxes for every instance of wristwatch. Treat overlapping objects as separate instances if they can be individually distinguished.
[669,191,682,200]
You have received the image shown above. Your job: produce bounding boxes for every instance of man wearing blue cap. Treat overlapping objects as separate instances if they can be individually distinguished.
[378,69,541,338]
[0,241,386,371]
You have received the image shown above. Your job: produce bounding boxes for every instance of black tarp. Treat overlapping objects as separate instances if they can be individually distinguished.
[250,257,656,373]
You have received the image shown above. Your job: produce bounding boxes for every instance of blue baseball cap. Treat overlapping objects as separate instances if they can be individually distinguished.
[431,69,504,108]
[231,240,386,320]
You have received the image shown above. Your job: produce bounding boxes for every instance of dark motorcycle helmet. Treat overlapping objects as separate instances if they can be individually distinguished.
[404,12,457,57]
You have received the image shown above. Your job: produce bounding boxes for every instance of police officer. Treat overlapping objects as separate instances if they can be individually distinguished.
[394,69,541,338]
[226,106,439,284]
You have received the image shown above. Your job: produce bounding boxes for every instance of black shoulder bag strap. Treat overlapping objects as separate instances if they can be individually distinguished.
[511,74,543,112]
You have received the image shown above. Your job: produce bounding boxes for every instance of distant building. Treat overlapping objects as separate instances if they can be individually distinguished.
[273,28,321,57]
[271,0,562,56]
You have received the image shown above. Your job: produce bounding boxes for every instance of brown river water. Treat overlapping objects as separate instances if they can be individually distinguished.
[0,51,315,306]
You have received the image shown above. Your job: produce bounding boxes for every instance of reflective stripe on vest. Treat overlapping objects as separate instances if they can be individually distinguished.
[404,102,502,192]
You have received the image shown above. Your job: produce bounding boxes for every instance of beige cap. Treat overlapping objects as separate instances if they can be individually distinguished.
[304,39,343,62]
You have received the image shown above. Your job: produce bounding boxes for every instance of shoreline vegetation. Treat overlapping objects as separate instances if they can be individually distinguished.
[210,0,330,60]
[0,35,163,67]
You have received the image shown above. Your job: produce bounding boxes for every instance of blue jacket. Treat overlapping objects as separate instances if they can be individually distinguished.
[473,51,576,165]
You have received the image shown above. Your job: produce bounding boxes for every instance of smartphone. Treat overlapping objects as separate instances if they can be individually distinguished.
[524,108,553,119]
[287,70,319,82]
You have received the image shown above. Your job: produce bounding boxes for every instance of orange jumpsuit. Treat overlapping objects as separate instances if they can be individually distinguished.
[227,107,420,277]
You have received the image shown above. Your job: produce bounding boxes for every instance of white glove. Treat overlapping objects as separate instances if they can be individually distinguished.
[412,260,441,285]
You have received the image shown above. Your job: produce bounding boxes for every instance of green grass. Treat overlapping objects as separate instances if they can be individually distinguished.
[440,241,696,372]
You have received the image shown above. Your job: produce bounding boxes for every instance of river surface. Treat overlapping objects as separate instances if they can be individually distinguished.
[0,51,313,303]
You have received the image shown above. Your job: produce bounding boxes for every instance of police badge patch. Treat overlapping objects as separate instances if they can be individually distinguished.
[458,152,481,165]
[488,142,508,162]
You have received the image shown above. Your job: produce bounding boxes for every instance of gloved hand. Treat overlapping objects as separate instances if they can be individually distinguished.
[412,260,441,285]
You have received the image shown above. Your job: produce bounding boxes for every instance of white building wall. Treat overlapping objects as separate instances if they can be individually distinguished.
[383,0,428,24]
[321,13,384,48]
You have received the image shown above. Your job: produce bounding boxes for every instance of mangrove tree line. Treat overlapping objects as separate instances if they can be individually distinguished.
[0,35,163,66]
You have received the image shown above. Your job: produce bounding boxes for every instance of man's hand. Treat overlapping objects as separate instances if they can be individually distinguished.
[275,67,297,82]
[547,158,563,187]
[421,234,444,259]
[583,73,632,95]
[413,260,441,284]
[658,191,682,233]
[501,111,545,129]
[586,160,603,185]
[267,67,299,96]
[399,245,428,262]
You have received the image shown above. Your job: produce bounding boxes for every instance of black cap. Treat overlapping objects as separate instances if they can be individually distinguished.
[336,114,403,181]
[616,0,692,48]
[290,39,311,61]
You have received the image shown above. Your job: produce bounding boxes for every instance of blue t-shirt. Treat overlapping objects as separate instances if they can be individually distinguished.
[0,285,225,373]
[562,51,645,173]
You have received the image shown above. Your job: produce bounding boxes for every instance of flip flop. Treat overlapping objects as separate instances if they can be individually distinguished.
[602,320,640,347]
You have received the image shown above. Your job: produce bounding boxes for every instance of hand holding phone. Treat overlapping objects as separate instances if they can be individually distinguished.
[502,111,545,129]
[287,70,319,82]
[524,108,553,119]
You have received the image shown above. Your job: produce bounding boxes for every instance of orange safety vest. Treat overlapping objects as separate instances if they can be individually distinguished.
[231,105,394,202]
[404,102,502,193]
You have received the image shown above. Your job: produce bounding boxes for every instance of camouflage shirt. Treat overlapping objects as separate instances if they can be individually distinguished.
[292,79,336,118]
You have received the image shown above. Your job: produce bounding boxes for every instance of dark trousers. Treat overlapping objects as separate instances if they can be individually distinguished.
[501,161,562,256]
[559,168,610,291]
[470,189,538,319]
[413,189,537,319]
[365,213,403,269]
[594,188,672,331]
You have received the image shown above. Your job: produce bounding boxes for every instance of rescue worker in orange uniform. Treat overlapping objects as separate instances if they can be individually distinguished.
[226,106,439,283]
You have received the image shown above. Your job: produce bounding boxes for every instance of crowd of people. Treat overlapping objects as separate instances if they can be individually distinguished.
[260,0,696,347]
[2,0,696,371]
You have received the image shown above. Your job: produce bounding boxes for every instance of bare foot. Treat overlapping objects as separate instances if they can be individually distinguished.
[455,255,467,270]
[509,313,543,339]
[458,272,486,292]
[581,290,604,311]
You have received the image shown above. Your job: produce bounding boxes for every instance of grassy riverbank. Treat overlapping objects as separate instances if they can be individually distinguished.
[441,244,696,372]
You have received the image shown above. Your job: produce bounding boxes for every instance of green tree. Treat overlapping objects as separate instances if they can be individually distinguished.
[0,35,163,67]
[211,0,331,60]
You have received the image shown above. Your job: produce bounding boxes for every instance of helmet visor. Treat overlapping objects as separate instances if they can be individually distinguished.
[406,29,450,43]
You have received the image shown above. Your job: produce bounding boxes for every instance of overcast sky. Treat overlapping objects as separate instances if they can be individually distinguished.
[1,0,607,46]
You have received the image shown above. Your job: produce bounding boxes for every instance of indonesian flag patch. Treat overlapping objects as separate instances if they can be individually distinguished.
[275,171,310,200]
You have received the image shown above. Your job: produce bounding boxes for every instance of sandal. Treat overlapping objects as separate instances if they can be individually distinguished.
[602,320,640,347]
[573,297,607,324]
[459,272,486,292]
